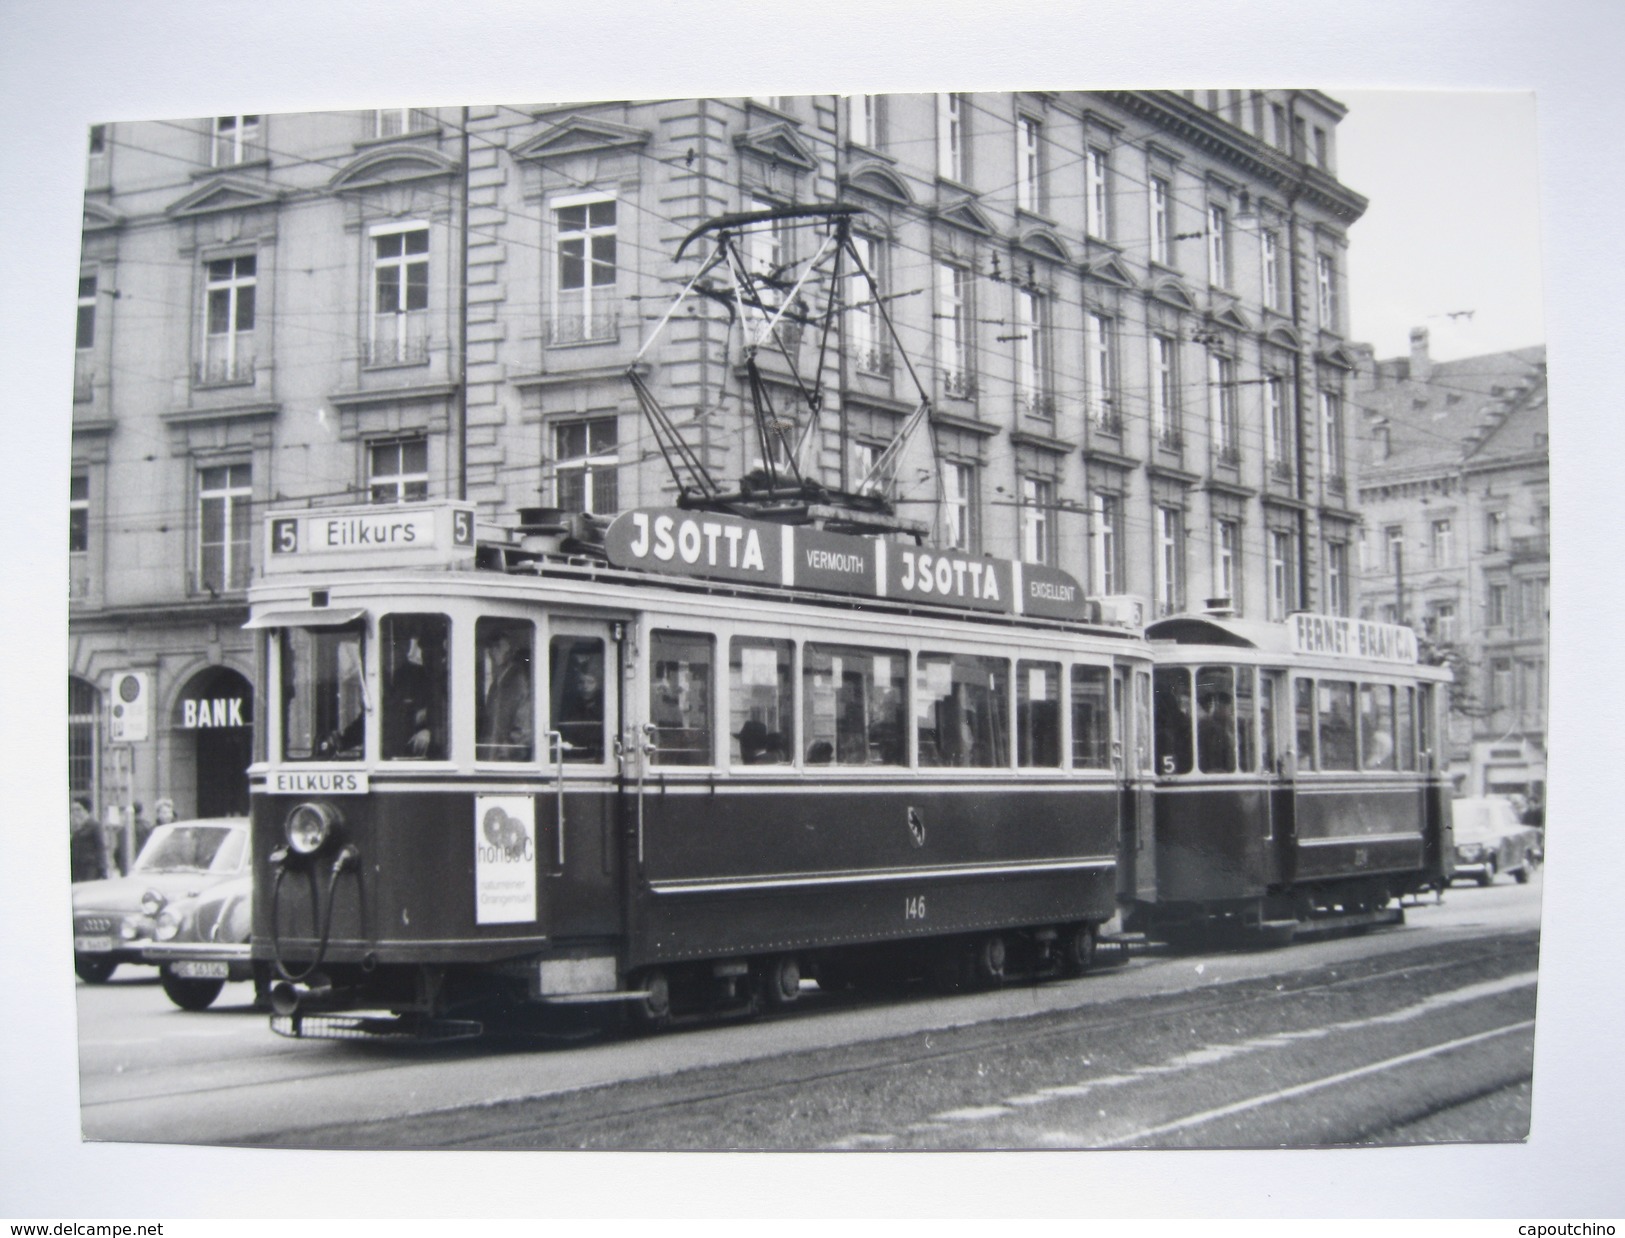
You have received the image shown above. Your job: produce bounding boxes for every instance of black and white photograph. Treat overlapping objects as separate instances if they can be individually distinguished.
[4,0,1622,1224]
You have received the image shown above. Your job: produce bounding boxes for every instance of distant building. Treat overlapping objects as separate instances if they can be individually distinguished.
[1352,328,1548,807]
[71,92,1368,817]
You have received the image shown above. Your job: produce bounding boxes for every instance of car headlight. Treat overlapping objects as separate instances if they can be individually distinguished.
[154,907,186,942]
[140,889,166,918]
[285,801,343,856]
[119,913,148,942]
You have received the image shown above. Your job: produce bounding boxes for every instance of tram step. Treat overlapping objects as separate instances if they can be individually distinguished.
[269,1013,485,1041]
[1292,905,1405,938]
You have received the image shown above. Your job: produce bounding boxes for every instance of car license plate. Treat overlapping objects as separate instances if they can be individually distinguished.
[172,960,230,980]
[74,936,113,954]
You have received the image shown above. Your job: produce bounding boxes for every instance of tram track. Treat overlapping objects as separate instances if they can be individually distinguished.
[244,928,1540,1149]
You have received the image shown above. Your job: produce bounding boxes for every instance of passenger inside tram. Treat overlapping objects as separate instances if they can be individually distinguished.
[551,640,604,762]
[1153,668,1193,775]
[477,625,534,762]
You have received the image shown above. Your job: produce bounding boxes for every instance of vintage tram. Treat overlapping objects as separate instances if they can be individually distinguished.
[249,500,1153,1038]
[1132,611,1455,944]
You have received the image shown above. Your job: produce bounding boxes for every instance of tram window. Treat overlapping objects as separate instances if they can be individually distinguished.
[1134,672,1153,773]
[1196,667,1237,773]
[1294,678,1316,771]
[281,625,366,761]
[380,614,448,760]
[1398,686,1416,771]
[803,644,905,766]
[1259,674,1278,772]
[1234,667,1256,772]
[1152,668,1193,775]
[548,635,603,763]
[1016,661,1061,768]
[1070,665,1111,769]
[1417,683,1435,764]
[1317,680,1357,771]
[730,637,792,765]
[470,620,531,762]
[917,653,1009,768]
[1360,683,1397,771]
[650,631,713,766]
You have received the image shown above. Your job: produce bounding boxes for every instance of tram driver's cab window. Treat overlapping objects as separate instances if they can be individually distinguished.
[1317,680,1357,771]
[650,631,713,766]
[380,615,448,759]
[1195,666,1236,773]
[282,625,366,761]
[1153,667,1193,775]
[804,644,906,766]
[549,633,603,763]
[917,653,1009,768]
[730,637,791,766]
[477,618,534,762]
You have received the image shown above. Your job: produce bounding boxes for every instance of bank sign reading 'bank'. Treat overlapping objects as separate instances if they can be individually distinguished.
[604,507,1087,622]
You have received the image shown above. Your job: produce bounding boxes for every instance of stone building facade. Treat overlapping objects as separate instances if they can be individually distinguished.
[70,91,1369,821]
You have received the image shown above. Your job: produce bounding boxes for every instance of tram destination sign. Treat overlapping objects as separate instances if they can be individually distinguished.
[605,507,1089,621]
[264,503,476,574]
[1290,613,1419,664]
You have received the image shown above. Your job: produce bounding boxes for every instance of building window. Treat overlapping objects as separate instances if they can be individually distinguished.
[937,93,964,182]
[1314,126,1331,170]
[1093,493,1123,596]
[848,234,890,374]
[1014,288,1050,415]
[553,197,618,344]
[1265,375,1294,477]
[1518,577,1549,636]
[1149,176,1171,265]
[1215,518,1239,605]
[1085,312,1118,430]
[1485,509,1506,552]
[369,438,429,504]
[1151,333,1179,447]
[1155,506,1185,617]
[849,94,880,148]
[77,273,97,350]
[1261,230,1282,312]
[1017,117,1043,213]
[1490,659,1512,711]
[1020,477,1053,566]
[1385,526,1405,574]
[1430,517,1453,567]
[1316,252,1339,331]
[1207,203,1230,288]
[936,262,973,396]
[1517,659,1546,724]
[1428,602,1457,643]
[1209,353,1239,464]
[1321,391,1346,484]
[1487,582,1508,627]
[1326,539,1349,617]
[197,463,252,594]
[1268,529,1296,621]
[87,124,107,174]
[374,108,424,138]
[371,225,429,364]
[201,255,256,384]
[211,115,261,167]
[554,417,618,515]
[942,460,977,552]
[1085,147,1110,237]
[1271,103,1289,150]
[70,474,90,600]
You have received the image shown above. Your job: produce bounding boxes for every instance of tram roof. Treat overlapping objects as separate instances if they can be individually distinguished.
[1146,614,1292,652]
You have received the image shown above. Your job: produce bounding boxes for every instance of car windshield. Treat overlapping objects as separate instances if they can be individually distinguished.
[1453,801,1510,840]
[132,824,244,875]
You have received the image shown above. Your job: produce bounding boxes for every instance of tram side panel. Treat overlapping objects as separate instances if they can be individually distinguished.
[1289,780,1428,884]
[626,780,1121,967]
[1144,782,1272,910]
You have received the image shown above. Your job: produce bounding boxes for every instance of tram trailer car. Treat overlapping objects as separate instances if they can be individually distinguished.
[249,503,1151,1037]
[1134,613,1454,944]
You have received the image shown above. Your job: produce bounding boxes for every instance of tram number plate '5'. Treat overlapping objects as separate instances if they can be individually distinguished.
[905,895,928,921]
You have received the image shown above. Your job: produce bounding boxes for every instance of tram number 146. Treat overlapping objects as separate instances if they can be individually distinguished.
[905,895,928,921]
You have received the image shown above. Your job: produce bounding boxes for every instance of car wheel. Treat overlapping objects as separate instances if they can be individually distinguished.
[74,954,117,984]
[1514,860,1531,885]
[160,968,225,1011]
[1477,858,1496,887]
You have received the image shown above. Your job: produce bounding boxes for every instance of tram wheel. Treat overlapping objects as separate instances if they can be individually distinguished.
[762,954,801,1008]
[973,934,1007,986]
[1061,922,1097,976]
[630,968,672,1031]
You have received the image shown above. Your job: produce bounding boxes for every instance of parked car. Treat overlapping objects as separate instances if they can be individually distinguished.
[71,818,248,984]
[143,872,262,1010]
[1450,797,1544,886]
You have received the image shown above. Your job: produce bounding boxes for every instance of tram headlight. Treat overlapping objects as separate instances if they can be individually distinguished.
[285,802,342,857]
